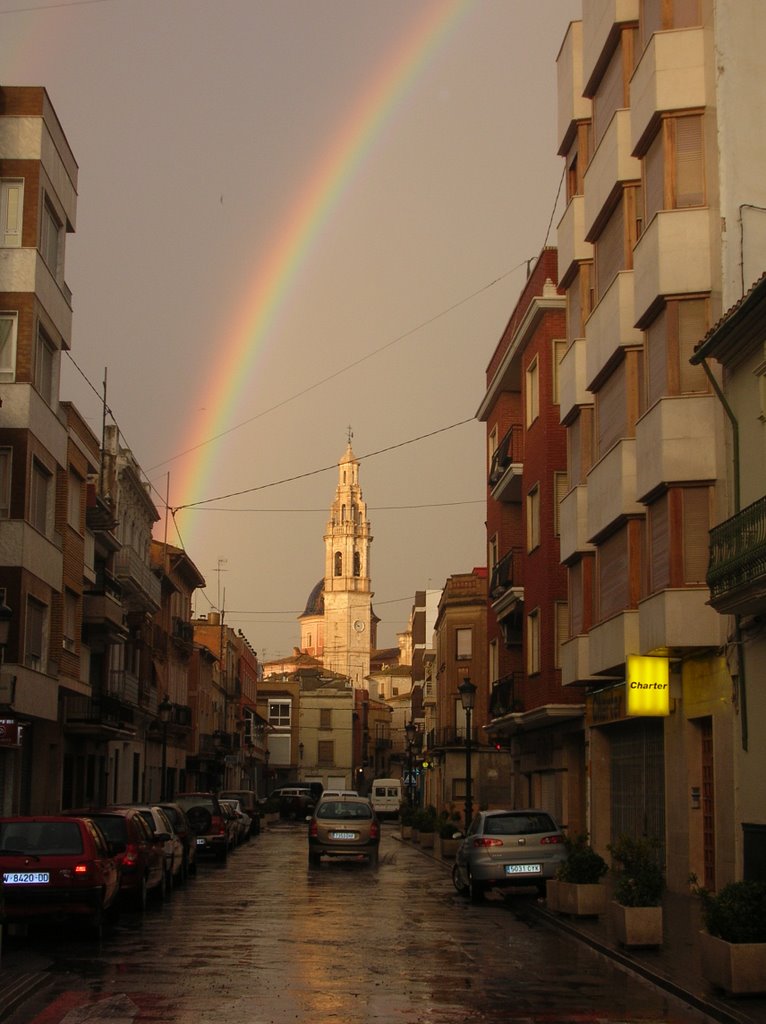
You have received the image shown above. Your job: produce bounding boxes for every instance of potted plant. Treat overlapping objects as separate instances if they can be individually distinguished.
[695,879,766,994]
[437,812,463,860]
[608,834,664,947]
[549,832,608,917]
[399,803,414,840]
[411,807,436,849]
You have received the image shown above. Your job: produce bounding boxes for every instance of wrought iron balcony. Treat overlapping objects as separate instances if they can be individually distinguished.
[489,548,524,601]
[707,494,766,615]
[489,425,524,501]
[64,694,135,732]
[489,673,524,719]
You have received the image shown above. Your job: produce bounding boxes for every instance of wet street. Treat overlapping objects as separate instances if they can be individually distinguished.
[2,822,715,1024]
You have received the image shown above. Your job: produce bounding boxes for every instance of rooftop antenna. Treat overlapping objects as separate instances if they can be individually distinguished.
[216,558,228,612]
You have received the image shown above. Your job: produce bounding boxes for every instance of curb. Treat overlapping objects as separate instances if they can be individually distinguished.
[396,831,754,1024]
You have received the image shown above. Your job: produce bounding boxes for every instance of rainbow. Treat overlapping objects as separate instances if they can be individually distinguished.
[169,0,472,526]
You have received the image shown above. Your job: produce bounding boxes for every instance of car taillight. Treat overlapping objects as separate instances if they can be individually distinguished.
[309,820,318,838]
[211,815,225,836]
[541,835,563,844]
[370,821,380,840]
[74,863,91,877]
[473,837,503,848]
[123,843,139,866]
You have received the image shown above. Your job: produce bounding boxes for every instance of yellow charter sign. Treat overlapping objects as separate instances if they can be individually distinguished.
[626,655,670,716]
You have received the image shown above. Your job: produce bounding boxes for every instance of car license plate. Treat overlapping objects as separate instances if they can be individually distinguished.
[504,863,542,875]
[331,831,355,840]
[3,872,50,884]
[196,838,206,846]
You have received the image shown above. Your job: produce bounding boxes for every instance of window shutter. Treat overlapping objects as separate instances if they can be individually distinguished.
[650,493,670,592]
[569,560,584,635]
[675,115,704,207]
[646,307,668,406]
[598,528,629,619]
[596,199,625,301]
[677,299,708,393]
[683,487,710,583]
[596,361,626,457]
[644,128,664,225]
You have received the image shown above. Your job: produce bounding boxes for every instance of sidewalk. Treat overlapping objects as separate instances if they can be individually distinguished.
[397,834,766,1024]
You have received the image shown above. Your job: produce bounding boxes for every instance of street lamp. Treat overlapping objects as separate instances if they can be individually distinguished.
[158,694,173,801]
[458,677,477,831]
[404,719,417,807]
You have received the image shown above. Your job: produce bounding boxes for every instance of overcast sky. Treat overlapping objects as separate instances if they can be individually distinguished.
[1,0,580,660]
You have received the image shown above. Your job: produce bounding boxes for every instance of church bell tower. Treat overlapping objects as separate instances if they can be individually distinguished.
[322,437,373,685]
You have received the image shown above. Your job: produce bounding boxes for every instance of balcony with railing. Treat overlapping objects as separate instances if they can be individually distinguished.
[707,494,766,615]
[113,545,161,610]
[489,425,524,502]
[64,693,135,734]
[489,673,524,719]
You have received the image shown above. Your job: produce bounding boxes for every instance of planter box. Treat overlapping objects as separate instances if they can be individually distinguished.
[440,838,461,859]
[418,831,434,849]
[400,825,413,840]
[611,901,663,948]
[556,880,606,917]
[700,931,766,995]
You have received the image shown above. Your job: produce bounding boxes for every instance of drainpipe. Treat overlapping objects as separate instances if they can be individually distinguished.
[697,356,747,751]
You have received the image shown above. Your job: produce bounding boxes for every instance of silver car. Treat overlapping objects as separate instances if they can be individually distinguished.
[452,809,566,902]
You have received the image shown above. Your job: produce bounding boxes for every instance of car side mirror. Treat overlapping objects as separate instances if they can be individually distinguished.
[154,832,171,843]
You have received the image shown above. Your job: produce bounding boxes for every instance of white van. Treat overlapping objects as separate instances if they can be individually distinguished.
[370,778,402,819]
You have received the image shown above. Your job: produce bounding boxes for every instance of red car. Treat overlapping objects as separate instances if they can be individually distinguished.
[0,815,120,937]
[65,807,166,910]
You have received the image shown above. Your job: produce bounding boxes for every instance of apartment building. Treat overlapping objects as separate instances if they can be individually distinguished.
[556,0,766,891]
[690,274,766,884]
[477,249,586,833]
[0,87,79,812]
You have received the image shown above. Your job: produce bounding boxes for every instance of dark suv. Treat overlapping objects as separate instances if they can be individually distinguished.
[174,792,229,863]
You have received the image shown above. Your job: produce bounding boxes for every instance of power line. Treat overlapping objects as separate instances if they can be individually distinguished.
[0,0,114,13]
[173,417,476,512]
[147,260,531,474]
[182,499,483,513]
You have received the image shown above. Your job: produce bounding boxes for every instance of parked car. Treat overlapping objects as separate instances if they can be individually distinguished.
[319,790,359,799]
[0,815,120,936]
[269,786,315,820]
[219,790,260,835]
[121,805,184,889]
[221,799,252,845]
[66,807,166,909]
[452,809,566,902]
[158,802,198,878]
[307,795,380,866]
[217,799,242,851]
[174,792,229,863]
